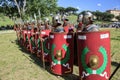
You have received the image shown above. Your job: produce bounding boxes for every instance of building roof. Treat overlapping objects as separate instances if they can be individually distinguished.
[106,9,120,12]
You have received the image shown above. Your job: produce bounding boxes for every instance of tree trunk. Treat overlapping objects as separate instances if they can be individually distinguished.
[22,0,26,16]
[14,0,21,18]
[14,0,26,20]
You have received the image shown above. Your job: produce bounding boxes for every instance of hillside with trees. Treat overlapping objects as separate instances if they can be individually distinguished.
[0,0,118,27]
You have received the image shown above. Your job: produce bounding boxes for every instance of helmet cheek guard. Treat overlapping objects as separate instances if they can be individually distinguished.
[77,14,83,22]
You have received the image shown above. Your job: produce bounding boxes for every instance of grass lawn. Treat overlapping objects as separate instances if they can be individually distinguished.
[0,15,14,27]
[109,28,120,80]
[0,30,78,80]
[0,14,119,80]
[0,28,120,80]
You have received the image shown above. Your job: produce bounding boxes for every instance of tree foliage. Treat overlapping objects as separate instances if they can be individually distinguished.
[57,6,65,14]
[116,15,120,21]
[57,6,78,15]
[0,0,58,20]
[78,10,114,21]
[0,0,28,20]
[92,11,114,21]
[27,0,58,18]
[65,7,78,14]
[102,12,114,21]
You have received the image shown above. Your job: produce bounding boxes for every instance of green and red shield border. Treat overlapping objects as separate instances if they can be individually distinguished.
[77,31,110,80]
[49,32,74,75]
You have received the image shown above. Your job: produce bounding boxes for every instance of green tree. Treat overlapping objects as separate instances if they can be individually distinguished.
[0,0,27,20]
[0,0,58,21]
[102,12,114,21]
[92,11,114,21]
[116,15,120,21]
[92,10,103,20]
[65,7,78,14]
[57,6,65,14]
[26,0,58,18]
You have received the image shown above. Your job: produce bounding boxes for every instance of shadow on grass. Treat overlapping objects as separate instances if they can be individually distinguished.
[14,40,79,80]
[111,36,120,41]
[60,74,79,80]
[111,61,119,67]
[15,40,45,68]
[117,36,120,37]
[110,61,120,80]
[111,38,120,41]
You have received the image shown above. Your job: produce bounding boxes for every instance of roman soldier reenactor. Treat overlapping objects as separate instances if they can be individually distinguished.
[77,11,99,32]
[52,15,64,32]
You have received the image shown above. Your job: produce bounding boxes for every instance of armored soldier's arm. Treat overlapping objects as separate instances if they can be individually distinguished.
[87,24,99,32]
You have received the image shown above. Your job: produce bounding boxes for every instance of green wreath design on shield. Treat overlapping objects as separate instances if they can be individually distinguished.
[37,38,41,49]
[30,36,36,47]
[51,44,70,64]
[43,38,50,54]
[37,38,50,54]
[24,36,28,45]
[26,36,28,42]
[81,46,107,74]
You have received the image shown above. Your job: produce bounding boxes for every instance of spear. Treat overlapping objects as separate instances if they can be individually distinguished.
[40,31,45,69]
[37,10,45,69]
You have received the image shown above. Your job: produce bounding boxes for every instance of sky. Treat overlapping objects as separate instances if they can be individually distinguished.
[57,0,120,12]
